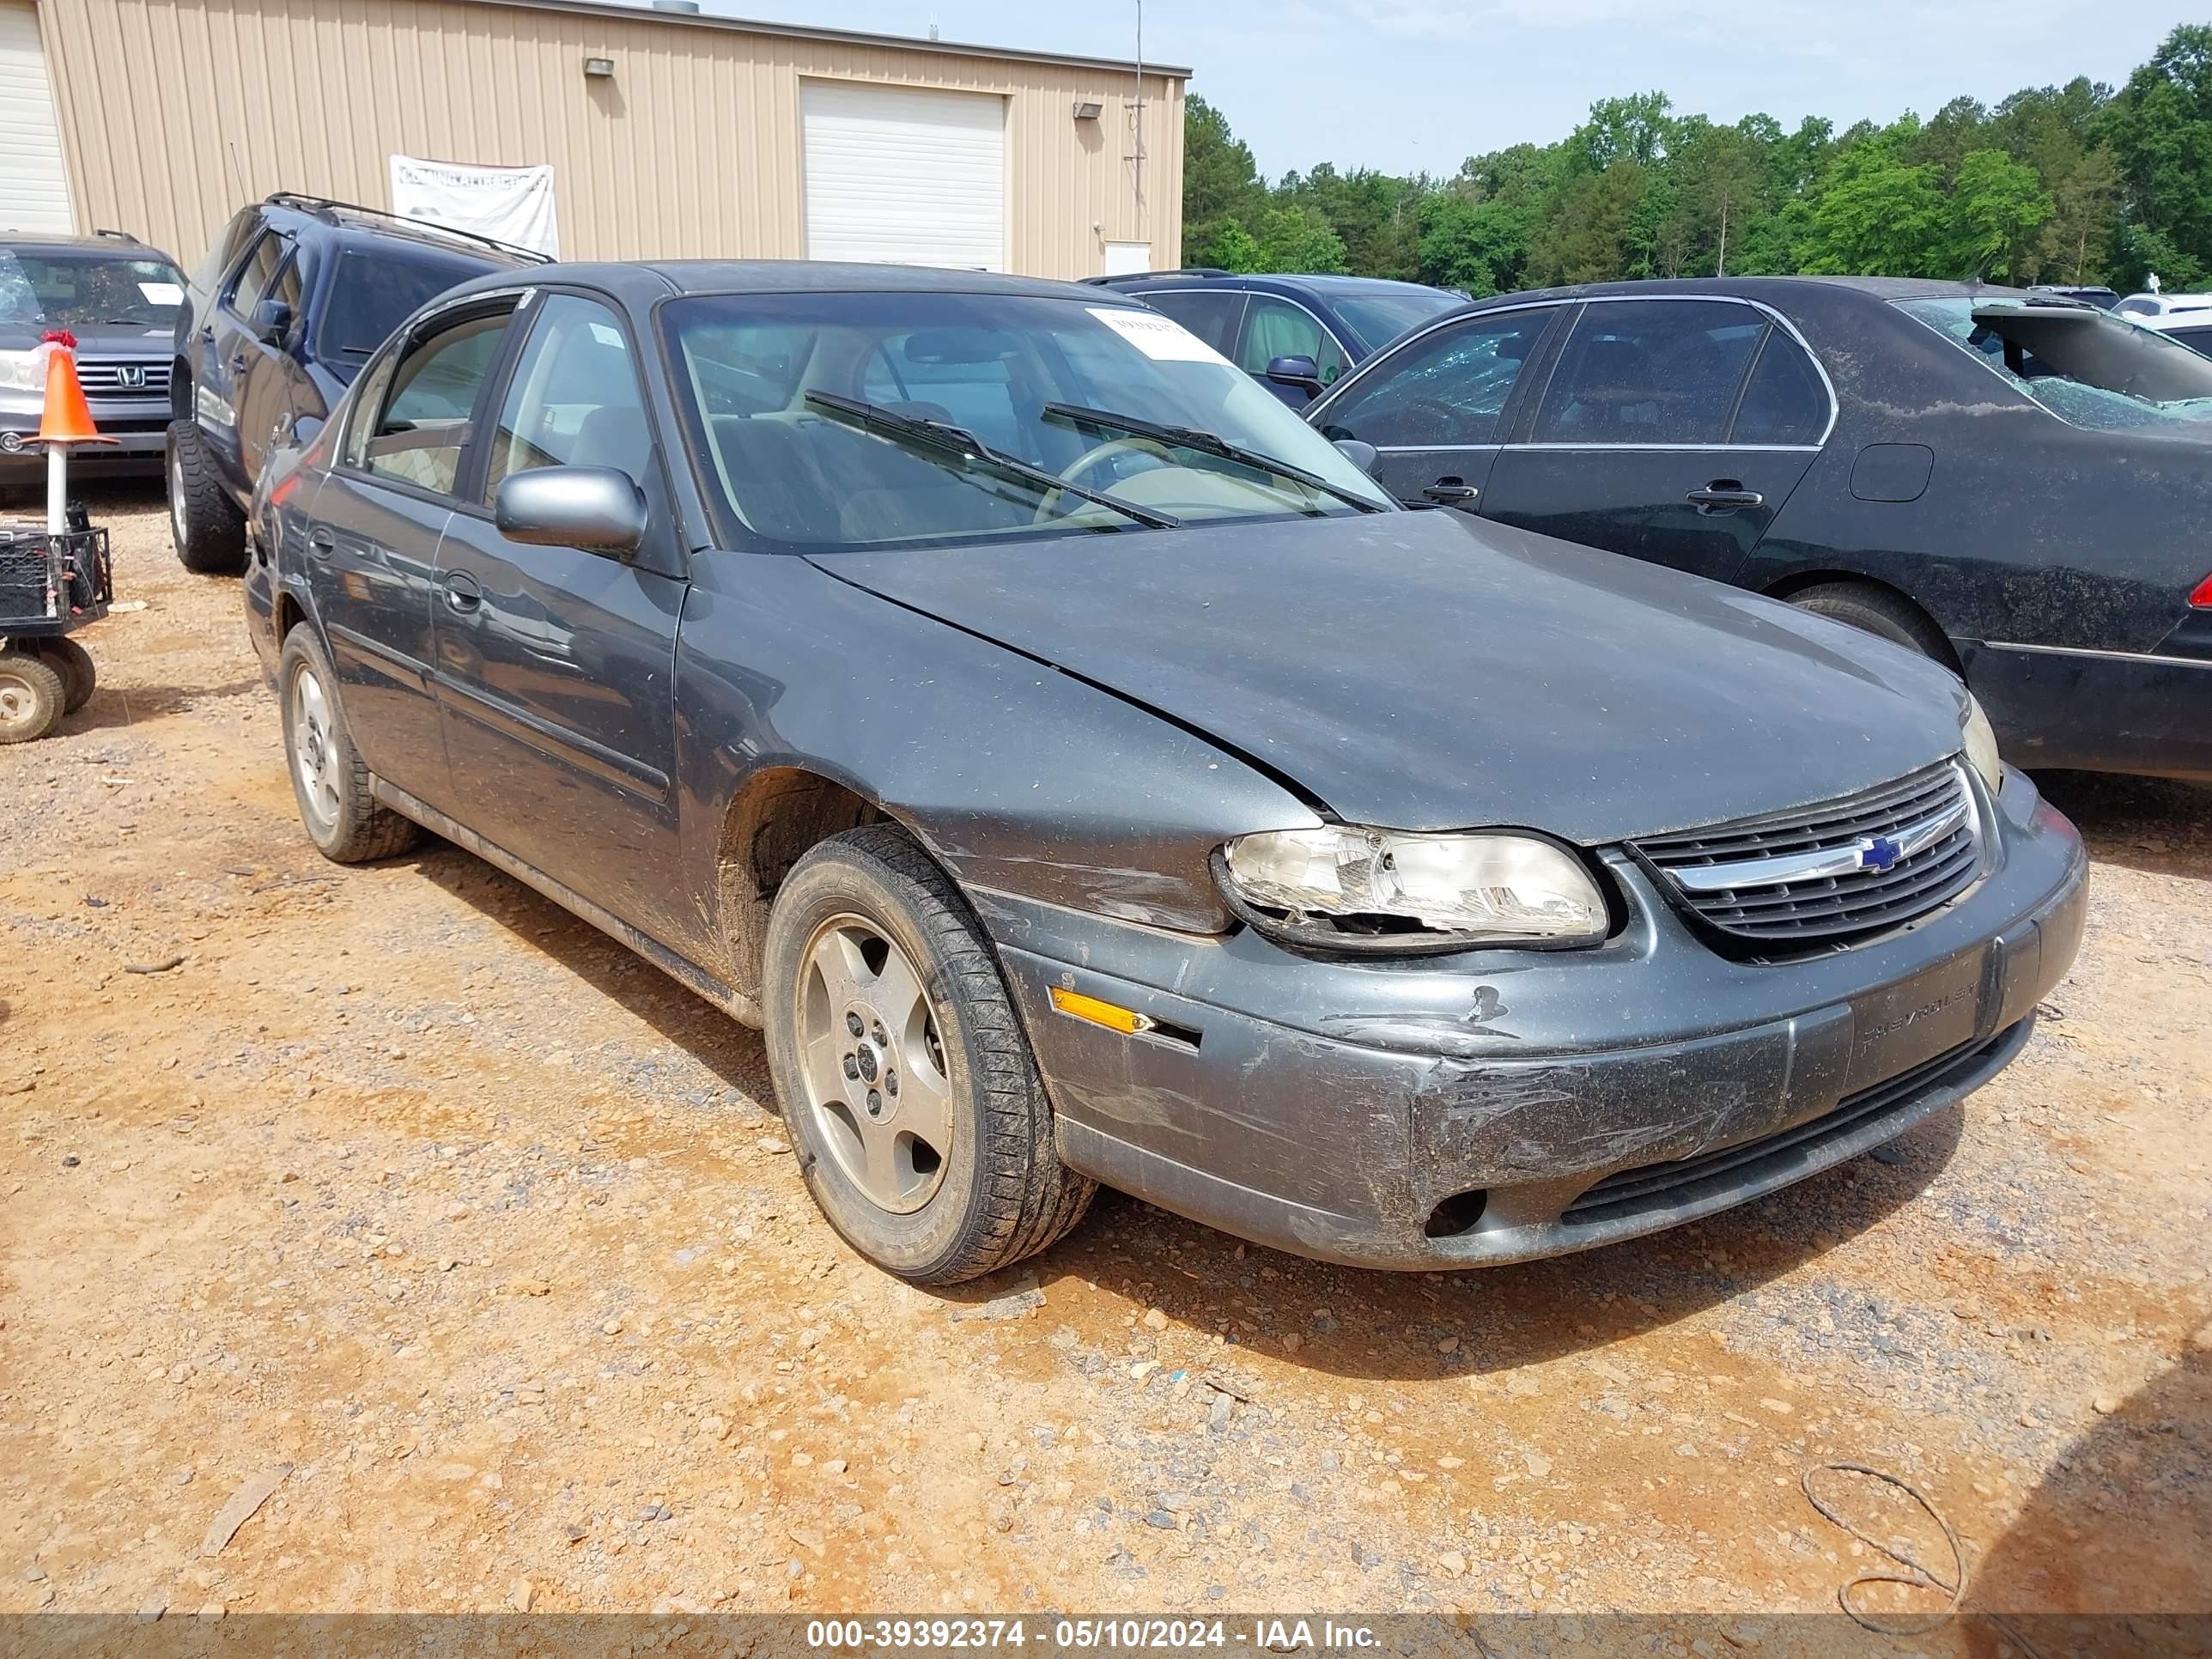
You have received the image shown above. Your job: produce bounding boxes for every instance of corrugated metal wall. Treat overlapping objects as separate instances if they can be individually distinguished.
[33,0,1184,277]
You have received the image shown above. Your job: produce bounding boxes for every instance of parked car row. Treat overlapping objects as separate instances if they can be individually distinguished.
[233,255,2087,1285]
[1304,276,2212,783]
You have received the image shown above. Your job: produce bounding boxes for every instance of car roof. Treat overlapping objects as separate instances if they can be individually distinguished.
[439,258,1139,306]
[1445,276,2072,321]
[1103,270,1449,299]
[257,195,538,268]
[0,229,172,259]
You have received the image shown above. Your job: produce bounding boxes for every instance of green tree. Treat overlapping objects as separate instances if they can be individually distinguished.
[2040,143,2122,283]
[1182,94,1267,269]
[1802,133,1949,275]
[1418,195,1534,295]
[1208,220,1265,274]
[1948,148,2055,281]
[1254,204,1348,273]
[1568,92,1674,173]
[1528,161,1654,284]
[2104,24,2212,274]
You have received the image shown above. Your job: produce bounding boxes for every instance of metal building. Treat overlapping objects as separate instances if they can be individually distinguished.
[3,0,1187,277]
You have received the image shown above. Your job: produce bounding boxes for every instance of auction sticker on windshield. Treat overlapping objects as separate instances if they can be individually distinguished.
[1088,306,1235,367]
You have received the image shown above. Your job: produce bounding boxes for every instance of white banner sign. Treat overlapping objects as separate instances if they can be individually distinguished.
[386,155,560,257]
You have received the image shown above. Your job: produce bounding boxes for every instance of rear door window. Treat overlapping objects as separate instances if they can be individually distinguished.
[226,233,288,315]
[1316,307,1559,447]
[1896,298,2212,433]
[1238,297,1349,386]
[1729,330,1830,446]
[1533,299,1765,444]
[194,209,260,296]
[313,246,497,368]
[1135,289,1247,356]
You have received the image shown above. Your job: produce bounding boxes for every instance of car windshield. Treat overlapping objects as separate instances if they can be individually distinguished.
[660,290,1393,551]
[1329,289,1463,354]
[313,246,497,368]
[1896,296,2212,434]
[0,249,185,330]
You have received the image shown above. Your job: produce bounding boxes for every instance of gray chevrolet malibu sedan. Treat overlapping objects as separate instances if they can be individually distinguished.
[242,262,2087,1282]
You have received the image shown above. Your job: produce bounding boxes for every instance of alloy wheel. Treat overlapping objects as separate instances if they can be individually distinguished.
[290,664,341,834]
[168,445,188,552]
[794,913,953,1214]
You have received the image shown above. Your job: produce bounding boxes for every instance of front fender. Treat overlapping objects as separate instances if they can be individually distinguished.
[673,552,1322,954]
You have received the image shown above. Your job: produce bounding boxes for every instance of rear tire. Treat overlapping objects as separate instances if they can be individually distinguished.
[40,636,94,714]
[167,417,246,575]
[762,824,1096,1284]
[1785,581,1956,668]
[0,649,66,743]
[277,626,420,862]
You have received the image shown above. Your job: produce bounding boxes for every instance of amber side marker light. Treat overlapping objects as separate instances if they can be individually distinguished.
[1049,986,1155,1035]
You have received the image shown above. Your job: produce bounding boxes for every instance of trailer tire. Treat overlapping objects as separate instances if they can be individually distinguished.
[0,648,66,743]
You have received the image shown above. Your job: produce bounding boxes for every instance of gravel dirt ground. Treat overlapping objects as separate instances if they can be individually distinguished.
[2,487,2208,1634]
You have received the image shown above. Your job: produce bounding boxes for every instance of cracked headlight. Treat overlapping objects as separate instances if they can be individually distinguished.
[1962,694,2002,794]
[1219,826,1608,953]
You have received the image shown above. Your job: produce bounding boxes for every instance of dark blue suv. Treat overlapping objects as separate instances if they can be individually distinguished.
[1084,269,1461,406]
[166,194,542,573]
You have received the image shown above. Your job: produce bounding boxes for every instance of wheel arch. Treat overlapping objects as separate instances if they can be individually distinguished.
[714,763,915,1000]
[1759,568,1964,672]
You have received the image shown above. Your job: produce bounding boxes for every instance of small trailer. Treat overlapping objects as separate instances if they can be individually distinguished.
[0,509,111,741]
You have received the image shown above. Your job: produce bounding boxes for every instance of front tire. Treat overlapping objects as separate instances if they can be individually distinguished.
[277,627,420,862]
[167,417,246,575]
[762,825,1095,1284]
[0,649,65,743]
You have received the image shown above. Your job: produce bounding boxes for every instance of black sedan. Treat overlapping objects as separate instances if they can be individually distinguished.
[244,263,2083,1282]
[1306,276,2212,781]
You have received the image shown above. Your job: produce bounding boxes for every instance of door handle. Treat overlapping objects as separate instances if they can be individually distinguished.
[307,527,335,557]
[443,572,483,614]
[1423,477,1479,506]
[229,354,247,374]
[1686,482,1764,514]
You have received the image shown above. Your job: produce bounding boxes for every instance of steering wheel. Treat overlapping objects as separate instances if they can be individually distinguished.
[1034,436,1176,522]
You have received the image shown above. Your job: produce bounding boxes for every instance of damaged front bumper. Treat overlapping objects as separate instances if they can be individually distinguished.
[975,769,2087,1270]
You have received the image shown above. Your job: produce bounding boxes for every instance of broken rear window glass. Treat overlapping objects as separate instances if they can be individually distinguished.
[1896,296,2212,434]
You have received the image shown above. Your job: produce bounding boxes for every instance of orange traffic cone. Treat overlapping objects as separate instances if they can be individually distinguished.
[32,339,115,448]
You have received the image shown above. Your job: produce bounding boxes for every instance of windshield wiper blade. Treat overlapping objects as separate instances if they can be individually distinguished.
[1041,402,1387,514]
[802,391,1181,531]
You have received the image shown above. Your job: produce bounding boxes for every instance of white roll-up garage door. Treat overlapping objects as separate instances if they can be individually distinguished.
[0,0,72,233]
[802,81,1006,272]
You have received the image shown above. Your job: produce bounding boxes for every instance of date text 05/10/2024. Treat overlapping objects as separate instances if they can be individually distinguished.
[803,1620,1382,1650]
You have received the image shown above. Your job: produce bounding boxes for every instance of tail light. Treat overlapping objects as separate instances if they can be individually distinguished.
[2195,571,2212,609]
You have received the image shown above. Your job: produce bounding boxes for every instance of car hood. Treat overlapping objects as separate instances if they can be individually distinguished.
[0,321,172,355]
[806,511,1969,842]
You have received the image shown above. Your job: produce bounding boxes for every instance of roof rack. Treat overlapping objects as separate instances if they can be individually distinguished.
[91,228,141,242]
[1079,267,1232,285]
[262,192,554,264]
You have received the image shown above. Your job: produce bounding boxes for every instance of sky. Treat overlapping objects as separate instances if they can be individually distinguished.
[703,0,2209,178]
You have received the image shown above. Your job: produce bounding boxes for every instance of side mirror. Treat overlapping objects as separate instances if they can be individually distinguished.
[495,466,647,559]
[252,297,295,346]
[1332,437,1379,476]
[1264,354,1325,397]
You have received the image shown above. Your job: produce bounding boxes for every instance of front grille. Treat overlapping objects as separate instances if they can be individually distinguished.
[1562,1027,2003,1224]
[77,360,170,398]
[1632,762,1982,950]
